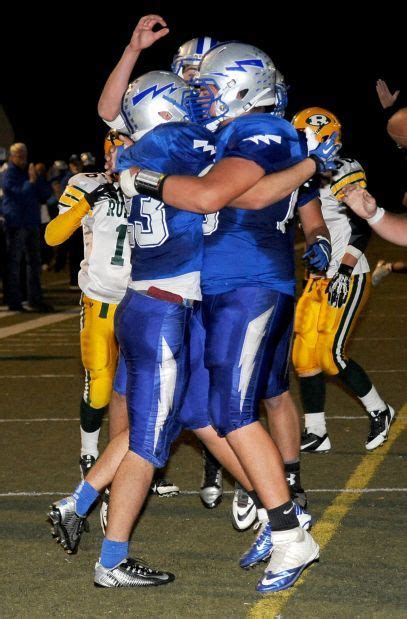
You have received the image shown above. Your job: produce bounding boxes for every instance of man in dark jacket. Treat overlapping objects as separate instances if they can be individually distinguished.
[2,142,51,311]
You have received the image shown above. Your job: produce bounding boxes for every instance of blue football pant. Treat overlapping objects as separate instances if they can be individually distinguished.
[202,287,294,437]
[114,289,192,468]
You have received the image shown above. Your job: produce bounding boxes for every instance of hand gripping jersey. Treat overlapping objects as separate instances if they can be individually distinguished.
[59,173,131,303]
[115,122,216,300]
[201,114,318,295]
[319,158,370,278]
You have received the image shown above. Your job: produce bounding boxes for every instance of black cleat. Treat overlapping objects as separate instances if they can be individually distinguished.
[48,495,89,554]
[366,405,395,450]
[199,446,223,509]
[79,454,97,480]
[94,557,175,588]
[300,430,331,453]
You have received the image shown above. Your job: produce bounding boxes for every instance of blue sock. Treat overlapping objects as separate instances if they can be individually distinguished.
[100,539,129,569]
[73,481,100,517]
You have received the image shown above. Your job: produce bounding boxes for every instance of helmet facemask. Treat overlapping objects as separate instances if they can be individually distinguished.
[182,42,276,129]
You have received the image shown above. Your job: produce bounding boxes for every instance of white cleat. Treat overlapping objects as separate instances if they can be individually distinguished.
[301,430,331,453]
[366,405,395,450]
[256,527,319,593]
[232,484,257,531]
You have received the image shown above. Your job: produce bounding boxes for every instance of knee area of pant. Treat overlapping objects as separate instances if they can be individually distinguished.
[128,444,166,469]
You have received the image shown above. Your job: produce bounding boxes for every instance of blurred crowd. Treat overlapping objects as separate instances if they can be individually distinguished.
[0,147,97,311]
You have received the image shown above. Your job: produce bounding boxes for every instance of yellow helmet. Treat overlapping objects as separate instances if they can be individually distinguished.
[104,130,125,157]
[292,107,341,142]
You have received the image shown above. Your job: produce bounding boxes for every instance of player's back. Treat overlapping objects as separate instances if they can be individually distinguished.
[202,114,311,296]
[61,173,131,303]
[116,122,216,284]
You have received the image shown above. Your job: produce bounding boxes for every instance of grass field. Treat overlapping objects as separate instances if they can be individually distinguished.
[1,235,406,618]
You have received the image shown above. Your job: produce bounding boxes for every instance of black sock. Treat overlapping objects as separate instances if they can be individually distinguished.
[80,399,107,433]
[247,490,263,509]
[267,500,299,531]
[299,373,326,413]
[285,461,303,493]
[201,442,221,469]
[338,359,372,398]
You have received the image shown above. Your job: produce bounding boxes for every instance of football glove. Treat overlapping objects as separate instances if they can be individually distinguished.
[309,132,341,173]
[302,235,331,272]
[86,182,118,209]
[327,264,353,308]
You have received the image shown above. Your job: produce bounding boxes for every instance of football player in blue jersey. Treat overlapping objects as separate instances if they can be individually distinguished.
[115,41,340,593]
[49,71,264,587]
[98,16,224,508]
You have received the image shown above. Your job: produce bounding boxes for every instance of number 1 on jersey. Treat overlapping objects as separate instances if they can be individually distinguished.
[111,224,128,266]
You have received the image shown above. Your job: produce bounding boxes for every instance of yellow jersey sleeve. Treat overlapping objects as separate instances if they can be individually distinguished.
[45,186,91,246]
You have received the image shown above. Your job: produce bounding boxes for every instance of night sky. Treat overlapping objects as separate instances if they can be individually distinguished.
[2,3,406,204]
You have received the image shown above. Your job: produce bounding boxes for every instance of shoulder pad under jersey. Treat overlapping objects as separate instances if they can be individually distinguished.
[331,157,367,198]
[68,172,110,195]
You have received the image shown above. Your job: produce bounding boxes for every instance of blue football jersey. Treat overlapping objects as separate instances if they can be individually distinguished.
[202,115,318,296]
[116,122,215,281]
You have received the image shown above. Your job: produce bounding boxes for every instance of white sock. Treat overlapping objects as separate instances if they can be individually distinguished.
[80,428,100,459]
[359,386,386,415]
[257,507,268,523]
[305,412,326,437]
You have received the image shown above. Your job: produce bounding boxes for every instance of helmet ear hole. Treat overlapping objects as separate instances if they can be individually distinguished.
[158,111,173,121]
[237,89,249,100]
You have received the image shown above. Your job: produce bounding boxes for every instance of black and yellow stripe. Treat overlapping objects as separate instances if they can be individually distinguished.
[331,171,366,197]
[332,273,368,372]
[59,185,86,209]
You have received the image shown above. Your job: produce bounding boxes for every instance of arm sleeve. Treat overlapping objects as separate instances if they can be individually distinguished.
[347,209,372,253]
[44,185,91,246]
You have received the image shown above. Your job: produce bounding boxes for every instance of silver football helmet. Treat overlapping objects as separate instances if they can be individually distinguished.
[121,71,190,139]
[171,36,219,77]
[273,70,288,118]
[186,42,276,127]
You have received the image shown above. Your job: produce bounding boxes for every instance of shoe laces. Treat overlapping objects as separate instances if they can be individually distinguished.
[125,557,157,575]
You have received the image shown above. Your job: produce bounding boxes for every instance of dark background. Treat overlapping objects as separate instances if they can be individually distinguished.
[2,3,406,205]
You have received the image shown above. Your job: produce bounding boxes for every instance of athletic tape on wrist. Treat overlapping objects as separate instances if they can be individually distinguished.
[345,245,363,260]
[367,207,385,225]
[119,169,138,197]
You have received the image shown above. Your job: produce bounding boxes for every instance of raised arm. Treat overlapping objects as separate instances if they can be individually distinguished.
[98,15,169,122]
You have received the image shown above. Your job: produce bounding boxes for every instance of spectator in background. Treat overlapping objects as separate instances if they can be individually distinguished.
[2,143,52,311]
[35,163,54,270]
[80,152,96,172]
[60,154,82,190]
[48,160,68,184]
[0,147,9,304]
[55,154,84,287]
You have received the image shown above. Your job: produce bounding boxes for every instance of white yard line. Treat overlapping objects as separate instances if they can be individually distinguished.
[0,310,79,340]
[1,488,407,498]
